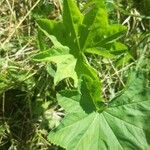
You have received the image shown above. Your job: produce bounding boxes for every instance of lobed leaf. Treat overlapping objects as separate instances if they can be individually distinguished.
[35,0,128,87]
[48,71,150,150]
[32,47,78,87]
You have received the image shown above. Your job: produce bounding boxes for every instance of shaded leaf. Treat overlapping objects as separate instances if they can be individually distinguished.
[37,19,68,47]
[79,75,103,112]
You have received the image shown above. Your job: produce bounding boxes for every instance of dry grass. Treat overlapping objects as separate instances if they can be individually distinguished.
[0,0,57,149]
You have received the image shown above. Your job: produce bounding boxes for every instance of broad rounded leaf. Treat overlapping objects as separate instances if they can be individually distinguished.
[48,71,150,150]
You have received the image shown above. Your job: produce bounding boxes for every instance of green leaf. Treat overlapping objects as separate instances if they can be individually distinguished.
[33,38,99,87]
[37,19,69,47]
[34,0,129,107]
[37,28,48,50]
[85,42,128,58]
[48,71,150,150]
[94,25,126,47]
[37,22,65,48]
[79,75,104,112]
[105,42,128,55]
[79,0,109,50]
[79,0,127,55]
[32,47,78,87]
[85,47,115,58]
[32,46,99,87]
[75,54,98,80]
[36,0,128,85]
[63,0,83,50]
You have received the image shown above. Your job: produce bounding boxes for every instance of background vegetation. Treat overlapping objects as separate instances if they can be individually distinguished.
[0,0,149,149]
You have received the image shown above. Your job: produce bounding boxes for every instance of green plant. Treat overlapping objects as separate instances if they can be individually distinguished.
[33,0,129,87]
[48,70,150,150]
[32,0,150,149]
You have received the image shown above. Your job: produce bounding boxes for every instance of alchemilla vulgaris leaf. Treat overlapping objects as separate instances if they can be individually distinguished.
[48,71,150,150]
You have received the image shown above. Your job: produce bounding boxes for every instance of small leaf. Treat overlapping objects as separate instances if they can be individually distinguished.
[85,47,115,58]
[33,48,78,87]
[37,19,68,46]
[94,25,126,47]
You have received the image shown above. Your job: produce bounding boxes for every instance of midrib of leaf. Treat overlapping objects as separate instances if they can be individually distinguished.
[64,0,81,51]
[101,114,124,150]
[82,9,98,51]
[73,113,98,150]
[103,111,145,131]
[55,114,87,133]
[103,111,148,148]
[110,97,150,108]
